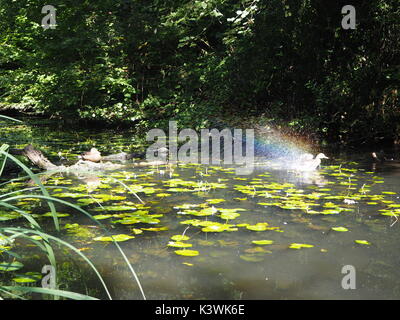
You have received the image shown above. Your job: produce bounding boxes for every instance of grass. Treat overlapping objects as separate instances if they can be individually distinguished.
[0,115,146,300]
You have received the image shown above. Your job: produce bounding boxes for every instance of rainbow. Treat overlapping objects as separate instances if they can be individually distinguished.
[252,125,313,161]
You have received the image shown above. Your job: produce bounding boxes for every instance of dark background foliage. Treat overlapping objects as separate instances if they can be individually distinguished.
[0,0,398,146]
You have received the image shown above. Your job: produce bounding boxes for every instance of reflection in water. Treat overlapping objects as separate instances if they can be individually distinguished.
[44,163,400,299]
[1,118,400,299]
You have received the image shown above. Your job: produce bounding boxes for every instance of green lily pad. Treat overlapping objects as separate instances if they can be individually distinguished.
[41,212,70,218]
[52,192,86,198]
[252,240,274,245]
[289,243,314,249]
[201,223,237,232]
[12,272,42,283]
[220,211,241,220]
[171,235,190,241]
[167,241,193,248]
[174,249,199,257]
[93,234,135,242]
[355,240,371,245]
[246,223,269,231]
[141,226,169,232]
[132,228,144,235]
[0,261,24,272]
[0,211,22,221]
[92,214,113,220]
[206,199,225,204]
[331,227,349,232]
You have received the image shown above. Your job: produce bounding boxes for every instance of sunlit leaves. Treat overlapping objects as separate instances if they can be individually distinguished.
[0,261,23,272]
[355,240,371,245]
[331,227,349,232]
[167,241,192,248]
[174,250,199,257]
[141,226,169,232]
[12,272,42,283]
[252,240,274,245]
[202,223,237,233]
[171,235,190,241]
[289,243,314,249]
[246,223,269,231]
[93,234,135,242]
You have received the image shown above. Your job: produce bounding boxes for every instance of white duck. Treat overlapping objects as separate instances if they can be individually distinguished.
[295,153,329,171]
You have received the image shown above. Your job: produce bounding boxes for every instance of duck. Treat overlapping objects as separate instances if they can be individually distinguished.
[371,151,395,164]
[79,148,102,163]
[291,153,329,171]
[298,153,314,161]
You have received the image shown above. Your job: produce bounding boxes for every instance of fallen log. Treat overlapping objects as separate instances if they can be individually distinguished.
[10,144,167,172]
[21,144,59,171]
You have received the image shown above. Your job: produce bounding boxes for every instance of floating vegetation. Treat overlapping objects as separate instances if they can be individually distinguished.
[132,228,144,235]
[355,240,371,245]
[0,261,24,272]
[93,234,135,242]
[41,212,70,218]
[174,250,199,257]
[0,211,21,221]
[92,214,113,220]
[289,243,314,249]
[206,199,226,204]
[113,214,162,225]
[93,205,138,212]
[246,223,269,232]
[171,235,190,241]
[64,223,96,238]
[331,227,349,232]
[12,272,43,283]
[141,226,169,232]
[2,121,400,300]
[252,240,274,245]
[167,241,193,248]
[182,262,193,266]
[201,223,238,233]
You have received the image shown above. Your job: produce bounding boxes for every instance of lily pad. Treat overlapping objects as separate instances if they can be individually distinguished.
[355,240,371,245]
[12,272,42,283]
[132,228,144,235]
[167,241,193,248]
[92,214,113,220]
[206,199,225,204]
[289,243,314,250]
[42,212,70,218]
[252,240,274,245]
[0,261,24,272]
[201,223,237,233]
[246,223,269,231]
[141,226,169,232]
[174,249,199,257]
[93,234,135,242]
[171,235,190,241]
[331,227,349,232]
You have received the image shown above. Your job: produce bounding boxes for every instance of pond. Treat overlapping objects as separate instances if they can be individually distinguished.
[1,117,400,300]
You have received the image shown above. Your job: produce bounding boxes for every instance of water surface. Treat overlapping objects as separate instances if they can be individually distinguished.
[1,118,400,300]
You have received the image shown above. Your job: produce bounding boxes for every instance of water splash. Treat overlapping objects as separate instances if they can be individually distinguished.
[253,125,313,161]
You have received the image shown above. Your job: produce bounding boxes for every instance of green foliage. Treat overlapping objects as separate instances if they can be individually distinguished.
[0,0,398,143]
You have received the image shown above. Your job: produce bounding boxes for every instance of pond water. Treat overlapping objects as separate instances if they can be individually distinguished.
[1,118,400,300]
